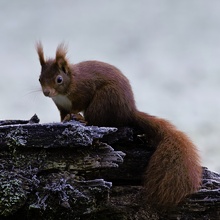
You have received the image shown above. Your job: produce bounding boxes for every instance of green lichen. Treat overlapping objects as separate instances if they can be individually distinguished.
[6,126,27,147]
[0,171,27,216]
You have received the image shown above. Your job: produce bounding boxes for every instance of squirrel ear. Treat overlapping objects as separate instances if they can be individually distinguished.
[55,43,69,73]
[36,41,45,66]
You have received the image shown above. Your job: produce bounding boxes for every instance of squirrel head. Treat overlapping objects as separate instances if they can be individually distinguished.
[36,42,72,98]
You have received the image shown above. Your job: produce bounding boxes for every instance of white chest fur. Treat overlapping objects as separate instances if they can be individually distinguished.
[52,95,72,111]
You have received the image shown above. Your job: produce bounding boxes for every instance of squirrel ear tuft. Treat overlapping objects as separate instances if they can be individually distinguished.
[36,41,45,66]
[56,43,69,73]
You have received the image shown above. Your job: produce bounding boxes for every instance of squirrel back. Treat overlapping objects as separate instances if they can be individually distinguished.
[36,42,202,208]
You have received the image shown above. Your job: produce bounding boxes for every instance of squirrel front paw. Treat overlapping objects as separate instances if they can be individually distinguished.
[62,113,87,125]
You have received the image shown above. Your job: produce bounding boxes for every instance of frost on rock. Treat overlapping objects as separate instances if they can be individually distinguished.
[0,118,117,148]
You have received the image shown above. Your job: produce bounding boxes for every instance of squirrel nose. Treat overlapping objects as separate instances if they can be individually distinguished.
[43,89,50,97]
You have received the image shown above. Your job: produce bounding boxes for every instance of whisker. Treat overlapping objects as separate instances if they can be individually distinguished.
[20,86,43,106]
[23,87,42,97]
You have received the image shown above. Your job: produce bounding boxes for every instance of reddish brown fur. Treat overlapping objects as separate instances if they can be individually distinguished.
[55,43,69,71]
[36,42,202,208]
[135,112,201,206]
[36,41,45,65]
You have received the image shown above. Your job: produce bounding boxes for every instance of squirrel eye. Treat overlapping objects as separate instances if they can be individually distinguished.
[56,75,63,84]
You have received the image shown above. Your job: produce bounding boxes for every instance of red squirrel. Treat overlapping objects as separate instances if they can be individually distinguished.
[36,42,202,207]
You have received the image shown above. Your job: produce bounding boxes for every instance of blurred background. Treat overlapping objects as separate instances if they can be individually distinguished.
[0,0,220,172]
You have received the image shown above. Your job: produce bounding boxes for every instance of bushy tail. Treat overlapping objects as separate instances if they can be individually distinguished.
[134,111,202,207]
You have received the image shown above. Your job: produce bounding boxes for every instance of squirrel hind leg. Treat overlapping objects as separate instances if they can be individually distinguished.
[84,86,134,127]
